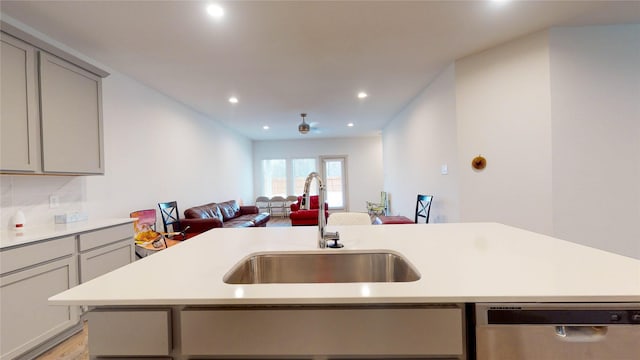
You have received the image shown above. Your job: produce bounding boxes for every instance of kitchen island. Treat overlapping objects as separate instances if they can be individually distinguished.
[50,223,640,359]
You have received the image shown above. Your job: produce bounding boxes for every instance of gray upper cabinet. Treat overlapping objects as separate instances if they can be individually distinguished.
[0,26,108,176]
[0,33,40,172]
[39,52,104,174]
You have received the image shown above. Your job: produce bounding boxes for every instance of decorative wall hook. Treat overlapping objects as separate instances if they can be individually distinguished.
[472,155,487,170]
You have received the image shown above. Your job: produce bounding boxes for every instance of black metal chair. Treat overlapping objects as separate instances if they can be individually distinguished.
[414,194,433,224]
[158,201,190,240]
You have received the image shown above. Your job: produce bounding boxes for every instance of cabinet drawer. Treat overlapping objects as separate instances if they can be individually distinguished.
[79,239,133,283]
[79,223,132,251]
[181,306,464,356]
[87,309,171,356]
[0,236,75,274]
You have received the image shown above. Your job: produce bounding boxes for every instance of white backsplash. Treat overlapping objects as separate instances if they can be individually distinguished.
[0,175,87,230]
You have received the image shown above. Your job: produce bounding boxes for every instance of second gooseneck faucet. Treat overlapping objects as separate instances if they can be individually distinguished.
[302,172,341,248]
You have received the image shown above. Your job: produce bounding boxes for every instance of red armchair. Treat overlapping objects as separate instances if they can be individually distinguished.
[289,195,329,226]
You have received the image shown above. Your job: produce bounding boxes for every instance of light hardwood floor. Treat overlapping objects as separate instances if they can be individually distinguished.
[266,216,292,227]
[38,217,291,359]
[36,321,88,360]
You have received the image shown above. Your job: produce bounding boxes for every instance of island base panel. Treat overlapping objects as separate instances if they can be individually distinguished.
[87,304,466,360]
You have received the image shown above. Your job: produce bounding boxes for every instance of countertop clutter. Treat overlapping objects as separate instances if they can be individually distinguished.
[50,222,640,306]
[0,218,134,249]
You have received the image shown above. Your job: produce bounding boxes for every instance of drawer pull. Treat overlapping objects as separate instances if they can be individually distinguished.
[554,326,608,342]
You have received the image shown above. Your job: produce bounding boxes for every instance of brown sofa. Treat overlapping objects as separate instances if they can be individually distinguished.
[182,200,270,230]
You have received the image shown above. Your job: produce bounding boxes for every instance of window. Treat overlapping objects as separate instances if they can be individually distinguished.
[260,158,317,197]
[292,158,317,196]
[261,159,286,197]
[321,156,347,210]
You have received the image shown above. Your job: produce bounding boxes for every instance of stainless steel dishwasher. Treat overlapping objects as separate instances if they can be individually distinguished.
[475,303,640,360]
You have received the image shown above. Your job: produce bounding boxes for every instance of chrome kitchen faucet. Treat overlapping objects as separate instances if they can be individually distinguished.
[302,172,342,248]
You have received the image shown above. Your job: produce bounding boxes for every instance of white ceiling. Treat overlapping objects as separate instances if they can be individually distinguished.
[1,1,639,140]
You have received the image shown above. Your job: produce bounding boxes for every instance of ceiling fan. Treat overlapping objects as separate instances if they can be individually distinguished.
[298,113,320,135]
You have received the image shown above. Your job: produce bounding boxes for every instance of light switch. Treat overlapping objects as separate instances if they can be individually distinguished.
[441,164,448,175]
[49,195,60,208]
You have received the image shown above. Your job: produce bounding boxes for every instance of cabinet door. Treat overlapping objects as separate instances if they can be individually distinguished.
[0,256,79,359]
[181,306,464,356]
[0,32,39,172]
[39,52,104,174]
[88,309,172,356]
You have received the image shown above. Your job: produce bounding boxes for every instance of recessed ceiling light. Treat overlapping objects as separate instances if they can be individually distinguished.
[228,97,238,104]
[357,92,368,99]
[263,125,269,130]
[347,123,354,127]
[206,4,224,18]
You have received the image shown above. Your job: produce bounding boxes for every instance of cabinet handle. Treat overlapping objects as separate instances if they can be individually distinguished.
[554,326,608,342]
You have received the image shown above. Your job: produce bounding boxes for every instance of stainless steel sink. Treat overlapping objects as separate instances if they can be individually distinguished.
[223,250,421,284]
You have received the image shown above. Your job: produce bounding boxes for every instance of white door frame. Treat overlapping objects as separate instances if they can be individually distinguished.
[319,155,348,211]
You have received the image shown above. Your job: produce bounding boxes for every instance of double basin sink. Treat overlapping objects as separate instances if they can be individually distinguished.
[223,250,421,284]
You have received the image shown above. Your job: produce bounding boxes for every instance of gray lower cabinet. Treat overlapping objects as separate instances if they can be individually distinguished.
[0,223,135,359]
[87,309,172,357]
[78,224,135,283]
[0,236,80,360]
[181,305,464,358]
[0,32,40,173]
[0,30,107,176]
[86,304,465,359]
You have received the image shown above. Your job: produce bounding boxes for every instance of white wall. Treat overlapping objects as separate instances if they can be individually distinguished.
[550,25,640,258]
[383,26,639,258]
[86,71,254,216]
[252,137,383,213]
[382,64,459,222]
[1,22,253,230]
[455,30,553,235]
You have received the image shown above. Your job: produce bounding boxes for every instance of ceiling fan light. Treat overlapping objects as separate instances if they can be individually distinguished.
[298,113,310,134]
[298,123,310,134]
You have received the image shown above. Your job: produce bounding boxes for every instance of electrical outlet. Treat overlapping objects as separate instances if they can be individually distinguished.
[49,195,60,209]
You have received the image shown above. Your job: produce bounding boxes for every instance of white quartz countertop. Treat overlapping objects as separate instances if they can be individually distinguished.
[0,218,135,249]
[50,223,640,306]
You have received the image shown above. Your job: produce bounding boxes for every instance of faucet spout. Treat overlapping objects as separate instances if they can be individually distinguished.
[303,172,341,248]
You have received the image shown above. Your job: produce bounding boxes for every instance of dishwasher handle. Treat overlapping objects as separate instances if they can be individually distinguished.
[554,326,608,342]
